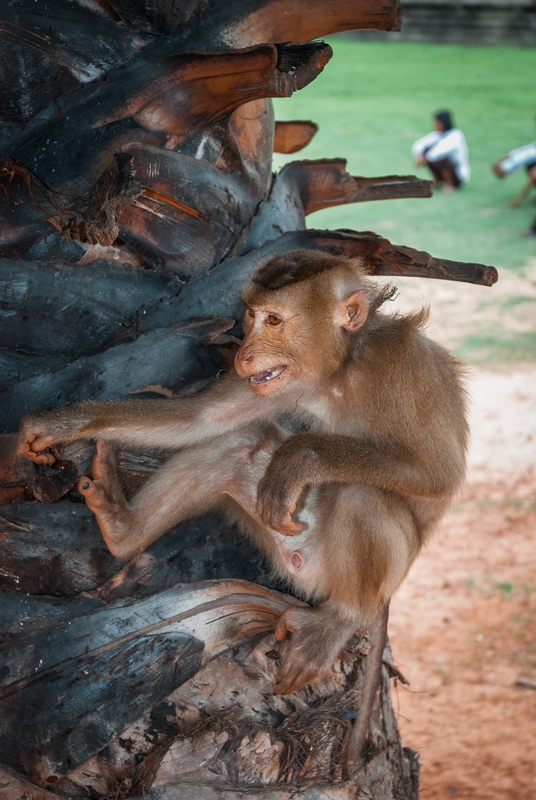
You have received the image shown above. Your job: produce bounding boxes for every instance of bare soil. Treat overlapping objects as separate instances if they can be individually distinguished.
[387,266,536,800]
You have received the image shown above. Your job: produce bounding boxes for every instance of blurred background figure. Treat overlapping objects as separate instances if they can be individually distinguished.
[412,110,470,192]
[492,129,536,236]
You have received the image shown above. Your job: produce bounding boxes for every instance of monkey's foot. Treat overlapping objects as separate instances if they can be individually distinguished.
[78,442,132,558]
[78,441,124,510]
[272,606,359,695]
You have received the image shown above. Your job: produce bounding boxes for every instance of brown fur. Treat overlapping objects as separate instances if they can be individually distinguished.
[18,249,468,695]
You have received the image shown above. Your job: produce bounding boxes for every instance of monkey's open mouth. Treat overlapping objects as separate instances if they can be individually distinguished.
[248,366,287,385]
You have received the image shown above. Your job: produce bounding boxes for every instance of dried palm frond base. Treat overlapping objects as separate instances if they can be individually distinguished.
[37,634,416,800]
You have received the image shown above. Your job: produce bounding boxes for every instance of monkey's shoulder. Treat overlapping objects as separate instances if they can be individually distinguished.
[359,311,461,375]
[351,311,467,418]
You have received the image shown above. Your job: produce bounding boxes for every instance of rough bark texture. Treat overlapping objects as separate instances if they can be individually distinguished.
[0,1,497,798]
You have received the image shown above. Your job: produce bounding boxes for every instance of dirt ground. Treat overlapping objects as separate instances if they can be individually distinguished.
[386,266,536,800]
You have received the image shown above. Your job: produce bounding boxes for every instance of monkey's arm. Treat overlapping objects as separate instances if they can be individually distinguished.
[257,431,465,534]
[19,375,276,465]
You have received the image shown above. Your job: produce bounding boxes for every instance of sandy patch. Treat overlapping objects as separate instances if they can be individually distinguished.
[390,468,536,800]
[387,261,536,799]
[385,258,536,352]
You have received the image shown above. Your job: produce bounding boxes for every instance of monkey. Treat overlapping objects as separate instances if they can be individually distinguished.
[18,249,468,695]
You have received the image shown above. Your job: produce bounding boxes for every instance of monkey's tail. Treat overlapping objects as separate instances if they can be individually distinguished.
[346,603,389,768]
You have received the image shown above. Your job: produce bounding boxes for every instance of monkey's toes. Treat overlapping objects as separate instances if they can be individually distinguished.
[274,615,291,641]
[274,661,317,695]
[78,476,107,509]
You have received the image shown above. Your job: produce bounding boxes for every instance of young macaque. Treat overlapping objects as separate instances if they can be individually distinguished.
[19,249,467,695]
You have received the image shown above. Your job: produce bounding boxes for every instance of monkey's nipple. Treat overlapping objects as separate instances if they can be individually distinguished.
[290,550,305,570]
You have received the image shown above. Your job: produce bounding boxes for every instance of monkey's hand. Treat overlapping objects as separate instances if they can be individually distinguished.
[257,435,325,535]
[273,606,359,695]
[18,407,90,465]
[256,448,308,536]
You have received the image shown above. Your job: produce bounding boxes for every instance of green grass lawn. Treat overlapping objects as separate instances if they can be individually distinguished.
[273,40,536,274]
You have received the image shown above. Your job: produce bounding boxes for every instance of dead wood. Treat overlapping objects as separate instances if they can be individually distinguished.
[305,229,499,285]
[278,159,433,213]
[1,153,142,247]
[117,143,263,277]
[0,257,177,360]
[0,763,60,800]
[149,0,403,52]
[0,317,232,433]
[5,43,331,206]
[0,579,302,784]
[284,159,433,214]
[274,121,319,154]
[234,160,433,250]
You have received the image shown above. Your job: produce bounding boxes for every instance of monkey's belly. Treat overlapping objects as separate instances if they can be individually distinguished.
[271,487,323,583]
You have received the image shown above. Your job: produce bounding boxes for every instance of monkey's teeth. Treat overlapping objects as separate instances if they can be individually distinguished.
[250,366,286,384]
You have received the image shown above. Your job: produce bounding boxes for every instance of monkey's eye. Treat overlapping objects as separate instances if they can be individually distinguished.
[266,314,282,326]
[247,308,255,319]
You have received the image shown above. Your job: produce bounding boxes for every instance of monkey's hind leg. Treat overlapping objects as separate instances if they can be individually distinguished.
[78,441,131,556]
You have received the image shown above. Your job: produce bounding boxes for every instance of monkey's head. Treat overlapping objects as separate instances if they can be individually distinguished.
[235,249,378,396]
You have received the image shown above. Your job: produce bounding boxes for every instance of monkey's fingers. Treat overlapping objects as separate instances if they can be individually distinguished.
[273,515,303,536]
[274,660,319,695]
[257,494,303,535]
[19,438,57,465]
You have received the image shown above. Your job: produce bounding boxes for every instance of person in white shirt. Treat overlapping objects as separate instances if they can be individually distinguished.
[493,141,536,178]
[492,119,536,236]
[492,135,536,231]
[412,110,470,193]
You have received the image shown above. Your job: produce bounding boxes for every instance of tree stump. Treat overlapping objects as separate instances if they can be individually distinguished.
[0,1,497,798]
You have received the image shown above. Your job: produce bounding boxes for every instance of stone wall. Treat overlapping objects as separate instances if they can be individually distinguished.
[346,0,536,46]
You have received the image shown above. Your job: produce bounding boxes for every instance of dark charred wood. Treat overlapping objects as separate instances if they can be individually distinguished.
[0,0,399,142]
[0,257,177,360]
[0,579,301,783]
[99,0,204,35]
[0,162,55,258]
[0,0,144,132]
[274,120,319,154]
[0,592,105,644]
[45,152,142,246]
[117,142,264,277]
[1,153,142,248]
[0,496,280,599]
[235,229,497,288]
[5,43,331,198]
[0,318,232,433]
[0,499,123,595]
[0,630,204,783]
[233,162,432,254]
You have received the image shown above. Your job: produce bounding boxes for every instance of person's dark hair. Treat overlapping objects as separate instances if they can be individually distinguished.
[435,110,453,131]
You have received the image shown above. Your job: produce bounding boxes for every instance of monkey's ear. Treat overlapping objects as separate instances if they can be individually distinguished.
[337,290,370,332]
